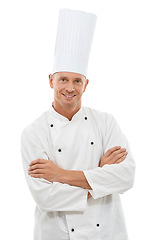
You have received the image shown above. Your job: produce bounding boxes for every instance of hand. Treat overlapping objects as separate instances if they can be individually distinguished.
[28,159,63,182]
[100,146,128,168]
[28,159,92,190]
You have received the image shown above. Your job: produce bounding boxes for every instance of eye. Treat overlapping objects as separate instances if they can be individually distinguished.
[60,78,66,82]
[75,79,82,84]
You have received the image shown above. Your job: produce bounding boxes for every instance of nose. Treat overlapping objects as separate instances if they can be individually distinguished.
[65,82,74,92]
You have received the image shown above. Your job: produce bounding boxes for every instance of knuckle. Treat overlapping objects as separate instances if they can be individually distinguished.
[117,153,122,158]
[121,152,127,157]
[119,156,126,162]
[116,160,121,164]
[111,152,116,158]
[32,164,38,170]
[112,156,117,161]
[107,148,113,155]
[35,169,40,174]
[106,149,111,154]
[113,146,121,151]
[120,149,126,154]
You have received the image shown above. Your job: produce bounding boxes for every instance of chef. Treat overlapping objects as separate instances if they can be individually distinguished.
[21,9,135,240]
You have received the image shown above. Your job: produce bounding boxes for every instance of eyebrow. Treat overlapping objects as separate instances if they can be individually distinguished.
[58,76,83,81]
[74,78,83,81]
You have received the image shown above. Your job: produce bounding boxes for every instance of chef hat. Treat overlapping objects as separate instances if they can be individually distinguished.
[52,9,97,77]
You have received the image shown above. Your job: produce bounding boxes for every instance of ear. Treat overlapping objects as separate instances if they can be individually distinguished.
[49,74,54,89]
[83,79,89,92]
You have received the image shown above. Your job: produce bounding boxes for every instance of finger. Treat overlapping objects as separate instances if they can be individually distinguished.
[29,164,45,171]
[111,150,127,162]
[115,155,127,164]
[29,173,44,179]
[28,168,45,175]
[29,159,48,166]
[112,148,127,156]
[113,152,128,163]
[105,146,121,157]
[117,151,128,160]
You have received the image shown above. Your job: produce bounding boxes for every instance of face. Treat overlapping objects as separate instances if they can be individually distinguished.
[49,72,89,111]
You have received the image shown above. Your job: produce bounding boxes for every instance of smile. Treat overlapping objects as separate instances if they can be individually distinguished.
[62,93,76,99]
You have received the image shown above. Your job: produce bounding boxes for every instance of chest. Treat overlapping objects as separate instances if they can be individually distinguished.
[47,117,103,170]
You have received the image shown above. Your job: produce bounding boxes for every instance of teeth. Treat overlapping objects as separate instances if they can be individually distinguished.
[63,94,75,98]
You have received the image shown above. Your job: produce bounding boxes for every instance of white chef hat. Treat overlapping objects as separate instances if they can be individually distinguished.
[52,9,97,77]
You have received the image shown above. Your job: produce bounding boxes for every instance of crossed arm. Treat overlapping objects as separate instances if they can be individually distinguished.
[28,146,128,190]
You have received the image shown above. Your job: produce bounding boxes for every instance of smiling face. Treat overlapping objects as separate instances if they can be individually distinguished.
[49,72,89,118]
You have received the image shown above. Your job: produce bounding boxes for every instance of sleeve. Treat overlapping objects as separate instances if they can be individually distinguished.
[83,114,136,199]
[21,126,88,212]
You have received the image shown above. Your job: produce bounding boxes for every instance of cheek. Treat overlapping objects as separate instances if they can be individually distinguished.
[54,84,64,94]
[78,85,86,94]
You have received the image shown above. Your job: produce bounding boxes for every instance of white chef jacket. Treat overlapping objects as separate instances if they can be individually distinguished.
[21,106,135,240]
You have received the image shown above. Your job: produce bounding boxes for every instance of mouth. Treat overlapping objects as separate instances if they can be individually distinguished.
[62,93,76,99]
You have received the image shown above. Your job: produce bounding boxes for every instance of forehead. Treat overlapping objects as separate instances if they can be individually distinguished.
[53,72,86,80]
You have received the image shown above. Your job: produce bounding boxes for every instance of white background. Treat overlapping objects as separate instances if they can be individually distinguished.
[0,0,149,239]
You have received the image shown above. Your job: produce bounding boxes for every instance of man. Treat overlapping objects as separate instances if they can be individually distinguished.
[21,9,135,240]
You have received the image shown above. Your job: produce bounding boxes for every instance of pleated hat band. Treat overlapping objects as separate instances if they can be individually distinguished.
[52,9,97,77]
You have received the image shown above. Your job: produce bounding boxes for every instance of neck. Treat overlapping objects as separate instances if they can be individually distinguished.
[52,102,81,121]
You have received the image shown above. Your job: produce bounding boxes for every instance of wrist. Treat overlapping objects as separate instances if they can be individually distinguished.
[58,169,92,190]
[57,169,76,185]
[55,168,67,183]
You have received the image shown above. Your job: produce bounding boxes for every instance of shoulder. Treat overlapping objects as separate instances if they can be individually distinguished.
[82,106,114,124]
[82,106,119,136]
[21,110,50,139]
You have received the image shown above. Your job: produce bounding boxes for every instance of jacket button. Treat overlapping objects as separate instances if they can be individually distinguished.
[71,228,74,232]
[84,117,88,120]
[91,142,94,145]
[96,224,100,227]
[58,149,61,152]
[50,124,53,127]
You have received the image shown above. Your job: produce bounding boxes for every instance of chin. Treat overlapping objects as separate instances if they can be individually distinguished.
[62,101,79,108]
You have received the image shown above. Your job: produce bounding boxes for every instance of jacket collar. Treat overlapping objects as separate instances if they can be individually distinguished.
[49,104,83,122]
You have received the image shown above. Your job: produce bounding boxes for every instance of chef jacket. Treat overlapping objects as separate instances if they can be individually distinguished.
[21,106,135,240]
